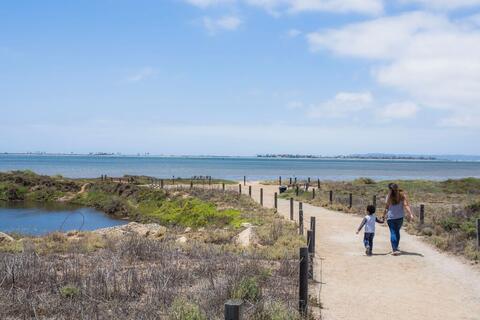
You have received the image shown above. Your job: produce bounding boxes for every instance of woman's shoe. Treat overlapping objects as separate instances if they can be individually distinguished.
[392,250,400,256]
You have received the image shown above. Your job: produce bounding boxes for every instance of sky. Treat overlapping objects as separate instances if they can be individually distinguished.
[1,0,480,155]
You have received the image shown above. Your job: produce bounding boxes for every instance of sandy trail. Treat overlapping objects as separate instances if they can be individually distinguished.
[235,182,480,320]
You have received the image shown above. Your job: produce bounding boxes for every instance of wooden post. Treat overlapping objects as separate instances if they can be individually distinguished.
[260,188,263,206]
[274,192,278,210]
[239,184,242,194]
[225,300,243,320]
[373,195,377,207]
[160,179,164,189]
[294,177,297,184]
[290,198,294,220]
[307,230,314,255]
[222,183,225,191]
[279,176,282,185]
[296,185,299,197]
[299,247,309,316]
[477,218,480,250]
[299,209,304,236]
[420,204,425,225]
[349,193,353,208]
[329,190,333,204]
[299,201,303,212]
[248,185,252,197]
[243,176,246,186]
[310,217,316,257]
[312,188,315,199]
[308,177,311,183]
[190,180,193,189]
[289,177,292,185]
[317,179,320,189]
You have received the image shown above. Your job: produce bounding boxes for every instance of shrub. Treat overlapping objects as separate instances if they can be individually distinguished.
[232,277,261,302]
[60,285,80,299]
[253,302,300,320]
[168,299,206,320]
[354,177,376,185]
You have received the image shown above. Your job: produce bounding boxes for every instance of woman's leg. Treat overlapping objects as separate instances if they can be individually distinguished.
[394,218,404,250]
[387,219,398,251]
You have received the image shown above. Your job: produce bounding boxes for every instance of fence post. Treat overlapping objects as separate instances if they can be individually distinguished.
[299,209,304,236]
[294,177,297,185]
[260,188,263,206]
[299,247,309,317]
[477,218,480,250]
[420,204,425,225]
[190,180,193,189]
[289,177,292,185]
[329,190,333,204]
[307,230,314,280]
[373,195,377,207]
[279,176,282,185]
[349,193,353,208]
[161,179,164,189]
[274,192,278,210]
[310,216,316,256]
[225,300,243,320]
[312,188,315,199]
[290,198,294,220]
[244,176,246,186]
[296,185,299,197]
[222,183,225,191]
[308,177,311,183]
[249,185,252,197]
[239,184,242,194]
[317,179,320,189]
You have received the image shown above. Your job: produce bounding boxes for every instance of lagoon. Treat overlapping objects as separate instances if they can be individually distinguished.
[0,202,127,235]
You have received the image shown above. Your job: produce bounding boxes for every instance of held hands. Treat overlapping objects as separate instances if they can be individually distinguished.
[355,230,359,235]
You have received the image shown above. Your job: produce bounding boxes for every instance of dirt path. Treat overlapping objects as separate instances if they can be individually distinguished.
[238,182,480,320]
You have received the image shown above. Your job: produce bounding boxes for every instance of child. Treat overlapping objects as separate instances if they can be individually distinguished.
[356,205,384,256]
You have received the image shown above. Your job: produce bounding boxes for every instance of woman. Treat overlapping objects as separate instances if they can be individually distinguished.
[383,183,414,255]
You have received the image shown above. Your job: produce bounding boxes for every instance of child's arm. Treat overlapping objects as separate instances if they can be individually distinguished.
[376,217,384,223]
[356,217,367,234]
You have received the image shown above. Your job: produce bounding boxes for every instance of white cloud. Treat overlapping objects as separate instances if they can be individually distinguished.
[399,0,480,10]
[377,101,418,120]
[127,67,156,82]
[307,91,373,118]
[202,15,243,34]
[186,0,383,15]
[287,28,302,37]
[185,0,234,8]
[307,11,480,127]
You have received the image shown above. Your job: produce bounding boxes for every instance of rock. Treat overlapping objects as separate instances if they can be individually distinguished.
[198,227,205,232]
[234,227,260,248]
[0,232,14,243]
[184,227,192,233]
[176,236,187,243]
[241,222,252,228]
[94,222,167,239]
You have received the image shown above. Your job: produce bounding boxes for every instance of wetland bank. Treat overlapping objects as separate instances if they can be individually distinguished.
[0,171,307,319]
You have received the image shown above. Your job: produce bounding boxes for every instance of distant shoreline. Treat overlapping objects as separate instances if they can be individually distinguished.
[2,152,480,162]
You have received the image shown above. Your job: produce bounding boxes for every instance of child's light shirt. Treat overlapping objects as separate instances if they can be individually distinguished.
[358,214,383,233]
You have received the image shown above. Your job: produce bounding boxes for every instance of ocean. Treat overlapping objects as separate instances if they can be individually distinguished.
[1,154,479,181]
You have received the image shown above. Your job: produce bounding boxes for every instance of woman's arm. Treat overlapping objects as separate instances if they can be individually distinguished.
[403,194,414,221]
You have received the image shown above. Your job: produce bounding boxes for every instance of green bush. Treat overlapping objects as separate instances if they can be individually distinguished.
[232,277,261,302]
[145,198,244,228]
[253,302,300,320]
[60,285,80,298]
[168,299,206,320]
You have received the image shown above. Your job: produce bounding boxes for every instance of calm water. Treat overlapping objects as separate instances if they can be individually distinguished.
[1,154,480,181]
[0,202,127,235]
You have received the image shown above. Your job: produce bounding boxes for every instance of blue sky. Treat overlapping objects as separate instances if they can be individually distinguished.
[1,0,480,155]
